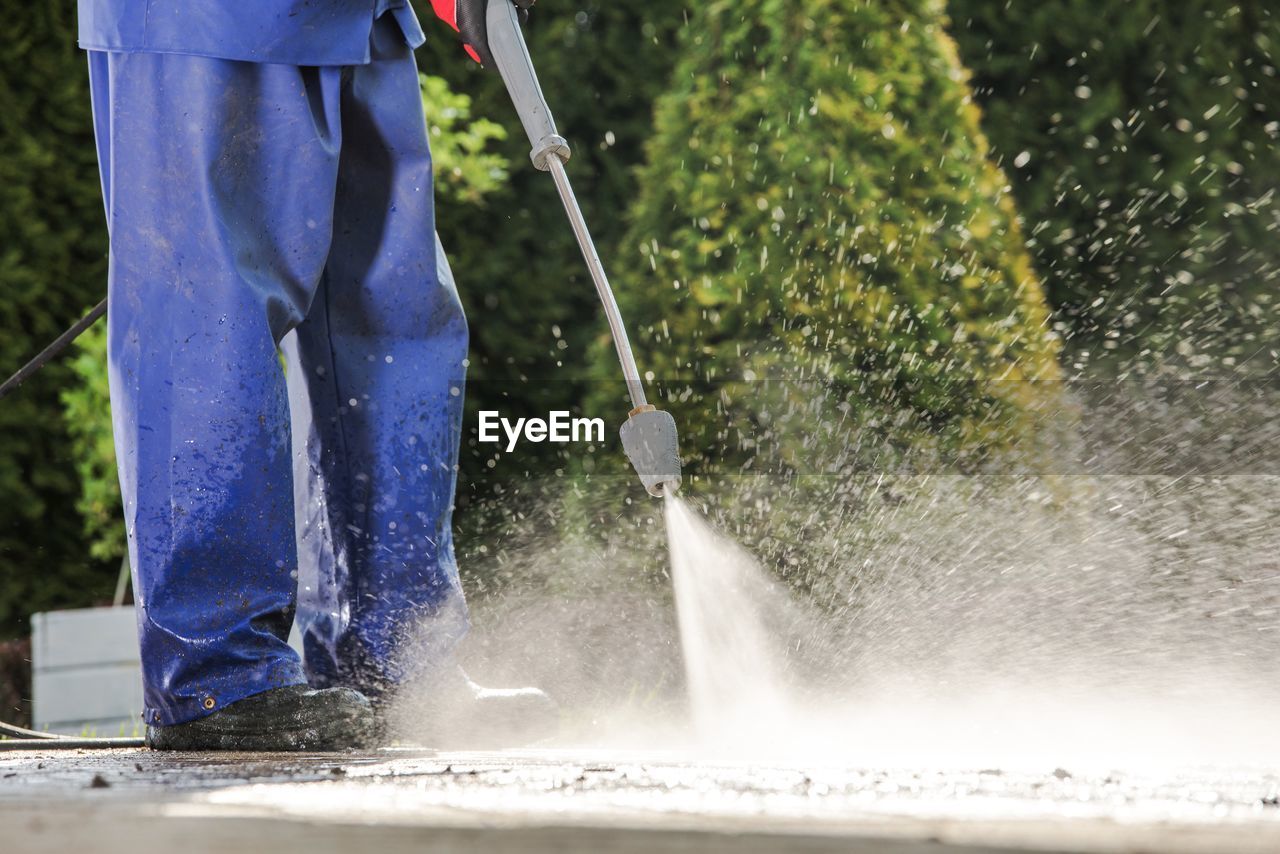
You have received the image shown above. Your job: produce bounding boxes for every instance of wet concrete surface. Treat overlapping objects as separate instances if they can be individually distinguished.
[2,746,1279,853]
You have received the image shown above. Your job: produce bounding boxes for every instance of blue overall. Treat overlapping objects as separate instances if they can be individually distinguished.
[82,1,471,726]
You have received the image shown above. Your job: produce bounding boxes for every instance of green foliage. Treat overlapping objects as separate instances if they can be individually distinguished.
[59,72,515,568]
[420,73,510,203]
[949,0,1280,369]
[598,0,1061,484]
[58,322,122,563]
[0,1,115,636]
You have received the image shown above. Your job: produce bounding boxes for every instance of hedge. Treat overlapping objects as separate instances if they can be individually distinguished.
[597,0,1062,492]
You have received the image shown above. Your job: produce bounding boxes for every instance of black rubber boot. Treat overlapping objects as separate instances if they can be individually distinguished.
[146,684,375,751]
[381,668,559,748]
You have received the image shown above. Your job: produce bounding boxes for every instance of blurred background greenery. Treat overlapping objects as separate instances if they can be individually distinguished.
[1,0,1276,648]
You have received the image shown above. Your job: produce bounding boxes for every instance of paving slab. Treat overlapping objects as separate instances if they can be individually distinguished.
[2,746,1278,853]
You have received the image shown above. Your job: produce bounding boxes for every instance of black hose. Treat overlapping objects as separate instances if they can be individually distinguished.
[0,720,145,750]
[0,720,66,739]
[0,737,145,750]
[0,297,107,402]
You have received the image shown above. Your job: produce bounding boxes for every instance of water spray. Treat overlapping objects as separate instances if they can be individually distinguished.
[486,0,681,498]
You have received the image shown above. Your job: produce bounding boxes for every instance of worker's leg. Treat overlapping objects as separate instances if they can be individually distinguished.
[287,17,470,695]
[88,49,345,726]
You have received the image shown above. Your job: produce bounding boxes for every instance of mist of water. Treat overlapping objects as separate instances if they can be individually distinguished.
[663,493,794,745]
[395,429,1280,772]
[650,473,1280,772]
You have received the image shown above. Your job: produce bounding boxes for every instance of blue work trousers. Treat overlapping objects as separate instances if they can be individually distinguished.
[88,17,470,727]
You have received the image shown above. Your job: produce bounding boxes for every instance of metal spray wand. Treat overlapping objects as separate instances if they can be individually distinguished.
[484,0,681,497]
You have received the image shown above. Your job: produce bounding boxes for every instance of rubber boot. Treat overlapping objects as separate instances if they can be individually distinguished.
[145,685,375,751]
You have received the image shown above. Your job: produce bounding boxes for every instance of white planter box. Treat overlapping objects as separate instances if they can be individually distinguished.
[31,606,143,736]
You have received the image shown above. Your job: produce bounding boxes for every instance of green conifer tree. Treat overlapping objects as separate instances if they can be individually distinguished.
[601,0,1061,489]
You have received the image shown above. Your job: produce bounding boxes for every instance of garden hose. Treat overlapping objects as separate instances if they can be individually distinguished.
[0,297,106,402]
[0,719,144,750]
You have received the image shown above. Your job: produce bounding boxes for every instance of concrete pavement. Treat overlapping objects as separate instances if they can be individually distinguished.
[2,746,1279,853]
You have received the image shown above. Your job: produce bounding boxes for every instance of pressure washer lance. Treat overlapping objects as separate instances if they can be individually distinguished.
[486,0,681,498]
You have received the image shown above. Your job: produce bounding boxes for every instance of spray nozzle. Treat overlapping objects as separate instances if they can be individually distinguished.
[620,406,682,498]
